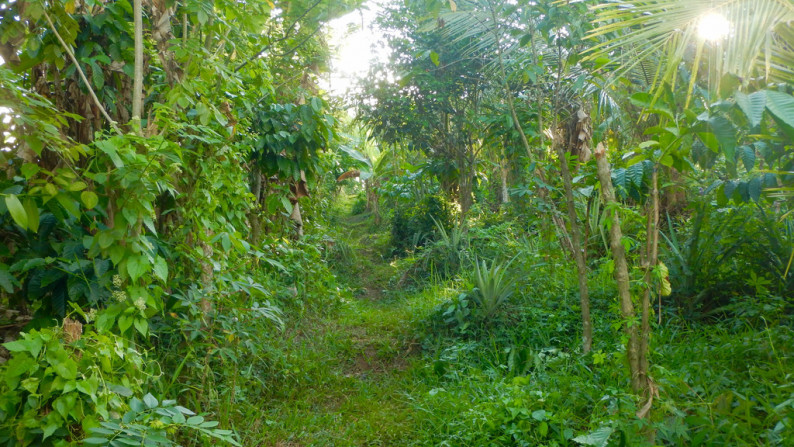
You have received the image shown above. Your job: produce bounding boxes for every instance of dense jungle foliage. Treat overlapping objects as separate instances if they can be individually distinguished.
[1,0,793,445]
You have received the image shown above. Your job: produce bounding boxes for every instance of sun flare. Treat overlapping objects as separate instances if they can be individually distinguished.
[697,12,730,42]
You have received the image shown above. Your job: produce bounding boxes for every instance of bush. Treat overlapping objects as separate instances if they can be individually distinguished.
[0,319,240,446]
[661,200,794,318]
[351,193,367,216]
[390,194,454,254]
[0,323,149,445]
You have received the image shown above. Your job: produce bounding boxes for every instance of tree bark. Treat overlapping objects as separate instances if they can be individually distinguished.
[132,0,143,134]
[457,146,472,216]
[555,143,592,353]
[594,143,643,392]
[199,228,214,316]
[149,0,183,86]
[365,178,381,225]
[640,166,659,388]
[290,202,304,238]
[500,162,510,205]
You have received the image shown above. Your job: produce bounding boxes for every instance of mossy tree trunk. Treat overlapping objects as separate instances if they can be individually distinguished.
[594,143,645,393]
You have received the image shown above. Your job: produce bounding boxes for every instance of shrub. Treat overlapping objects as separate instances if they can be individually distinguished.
[0,323,148,445]
[470,258,516,322]
[351,193,367,216]
[390,194,454,253]
[0,319,238,446]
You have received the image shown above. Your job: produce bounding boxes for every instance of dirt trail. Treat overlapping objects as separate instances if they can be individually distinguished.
[259,212,426,447]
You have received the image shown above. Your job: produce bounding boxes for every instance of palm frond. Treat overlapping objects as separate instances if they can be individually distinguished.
[588,0,794,89]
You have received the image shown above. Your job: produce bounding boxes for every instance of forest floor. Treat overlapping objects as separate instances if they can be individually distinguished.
[248,199,794,447]
[255,206,441,446]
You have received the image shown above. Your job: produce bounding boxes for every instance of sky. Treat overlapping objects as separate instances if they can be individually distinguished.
[322,1,388,98]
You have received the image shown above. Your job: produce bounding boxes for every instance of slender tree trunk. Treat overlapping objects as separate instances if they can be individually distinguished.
[555,143,592,353]
[290,202,304,238]
[500,162,510,205]
[250,167,263,245]
[149,0,182,86]
[199,228,214,316]
[457,146,472,216]
[365,178,381,225]
[132,0,143,134]
[636,166,660,419]
[594,143,643,392]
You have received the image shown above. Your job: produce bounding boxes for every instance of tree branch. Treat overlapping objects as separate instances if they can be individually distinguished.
[235,0,324,72]
[43,11,123,136]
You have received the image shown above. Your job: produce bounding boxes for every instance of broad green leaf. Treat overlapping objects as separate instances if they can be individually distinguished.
[134,317,148,336]
[68,181,87,192]
[56,193,80,217]
[213,107,228,126]
[708,116,736,162]
[748,177,762,202]
[42,418,60,440]
[6,355,37,378]
[531,409,548,421]
[53,392,77,418]
[20,377,39,394]
[187,415,205,425]
[118,314,133,333]
[0,263,20,293]
[95,139,124,168]
[281,196,293,214]
[81,191,99,209]
[4,336,43,357]
[126,254,150,282]
[129,397,144,412]
[5,194,28,230]
[765,90,794,129]
[429,51,440,66]
[21,163,40,179]
[44,183,58,196]
[53,358,78,379]
[739,146,755,172]
[572,426,614,447]
[153,256,168,282]
[22,198,39,233]
[76,374,99,396]
[735,90,766,128]
[143,393,158,409]
[98,231,115,249]
[310,97,322,113]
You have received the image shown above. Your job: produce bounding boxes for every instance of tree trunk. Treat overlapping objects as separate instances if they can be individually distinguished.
[457,147,472,216]
[500,162,510,205]
[290,201,304,238]
[132,0,143,134]
[555,143,592,353]
[149,0,183,86]
[594,143,643,392]
[365,178,381,225]
[636,166,660,418]
[199,228,214,316]
[249,167,263,245]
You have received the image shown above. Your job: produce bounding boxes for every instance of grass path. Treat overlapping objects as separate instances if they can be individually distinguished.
[255,212,436,446]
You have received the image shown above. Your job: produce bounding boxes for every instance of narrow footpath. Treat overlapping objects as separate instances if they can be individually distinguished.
[256,210,433,447]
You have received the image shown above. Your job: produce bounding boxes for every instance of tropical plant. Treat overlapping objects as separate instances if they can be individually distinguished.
[589,0,794,91]
[470,257,517,322]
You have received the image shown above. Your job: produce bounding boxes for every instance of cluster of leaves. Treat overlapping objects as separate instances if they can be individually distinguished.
[390,194,454,253]
[0,325,147,444]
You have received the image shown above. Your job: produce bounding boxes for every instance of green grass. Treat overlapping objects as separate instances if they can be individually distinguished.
[245,197,450,446]
[239,195,794,446]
